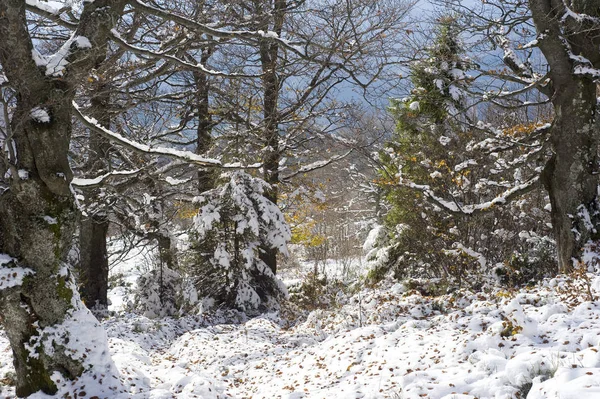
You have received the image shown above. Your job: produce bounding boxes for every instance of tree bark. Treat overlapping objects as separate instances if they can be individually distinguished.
[193,47,215,194]
[529,0,600,273]
[258,0,286,275]
[541,81,599,273]
[78,82,112,309]
[0,0,125,394]
[157,234,176,269]
[79,214,110,308]
[0,137,79,396]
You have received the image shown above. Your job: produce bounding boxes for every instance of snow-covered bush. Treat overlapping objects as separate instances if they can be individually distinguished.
[363,224,392,283]
[494,239,555,288]
[134,265,182,318]
[288,272,350,311]
[187,172,290,312]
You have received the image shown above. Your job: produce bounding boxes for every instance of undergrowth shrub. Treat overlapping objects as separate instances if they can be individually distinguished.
[288,272,349,311]
[134,265,182,318]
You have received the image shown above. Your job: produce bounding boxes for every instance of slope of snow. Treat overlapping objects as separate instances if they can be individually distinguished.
[2,248,600,398]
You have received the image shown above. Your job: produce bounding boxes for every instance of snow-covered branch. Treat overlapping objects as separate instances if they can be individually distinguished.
[468,122,550,154]
[281,150,353,181]
[443,243,487,270]
[73,101,221,167]
[73,102,260,170]
[110,30,260,78]
[71,169,141,189]
[401,175,541,216]
[131,0,303,53]
[25,0,78,28]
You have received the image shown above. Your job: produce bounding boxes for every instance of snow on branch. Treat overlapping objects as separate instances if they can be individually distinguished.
[468,122,550,153]
[132,0,304,54]
[496,34,534,80]
[71,169,141,188]
[444,243,487,270]
[41,34,93,77]
[401,175,540,216]
[486,75,550,100]
[25,0,66,15]
[25,0,78,28]
[281,150,353,181]
[110,30,260,78]
[561,3,600,24]
[573,65,600,78]
[73,102,259,170]
[73,101,221,167]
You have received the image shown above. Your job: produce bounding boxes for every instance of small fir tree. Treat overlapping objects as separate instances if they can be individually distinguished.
[189,171,290,312]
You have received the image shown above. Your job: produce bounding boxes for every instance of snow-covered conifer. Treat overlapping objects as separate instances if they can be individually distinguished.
[189,171,290,312]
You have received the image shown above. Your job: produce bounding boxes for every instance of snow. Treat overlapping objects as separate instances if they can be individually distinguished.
[71,169,140,187]
[257,30,279,39]
[439,135,451,146]
[73,101,223,167]
[5,247,600,398]
[0,255,35,290]
[449,85,463,102]
[31,49,47,67]
[363,224,385,253]
[402,176,540,215]
[444,243,487,270]
[45,35,93,77]
[43,215,58,225]
[73,36,92,49]
[25,0,65,16]
[574,65,600,78]
[109,29,246,78]
[192,172,290,311]
[30,107,51,123]
[282,151,352,180]
[165,176,190,186]
[455,159,477,172]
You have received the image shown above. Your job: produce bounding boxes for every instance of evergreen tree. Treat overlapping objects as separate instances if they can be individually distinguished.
[188,172,290,312]
[375,18,474,282]
[374,18,553,288]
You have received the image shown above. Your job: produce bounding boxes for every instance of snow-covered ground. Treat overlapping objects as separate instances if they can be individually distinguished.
[3,248,600,398]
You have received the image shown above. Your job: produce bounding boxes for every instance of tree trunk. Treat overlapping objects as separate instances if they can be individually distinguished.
[157,233,177,270]
[529,0,600,273]
[541,79,599,273]
[258,0,286,275]
[0,181,77,397]
[194,49,215,194]
[79,215,110,308]
[0,93,93,396]
[78,82,112,309]
[0,1,125,394]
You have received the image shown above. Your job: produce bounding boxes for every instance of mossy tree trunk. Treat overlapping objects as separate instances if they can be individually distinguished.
[530,0,600,273]
[0,0,125,395]
[541,80,599,273]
